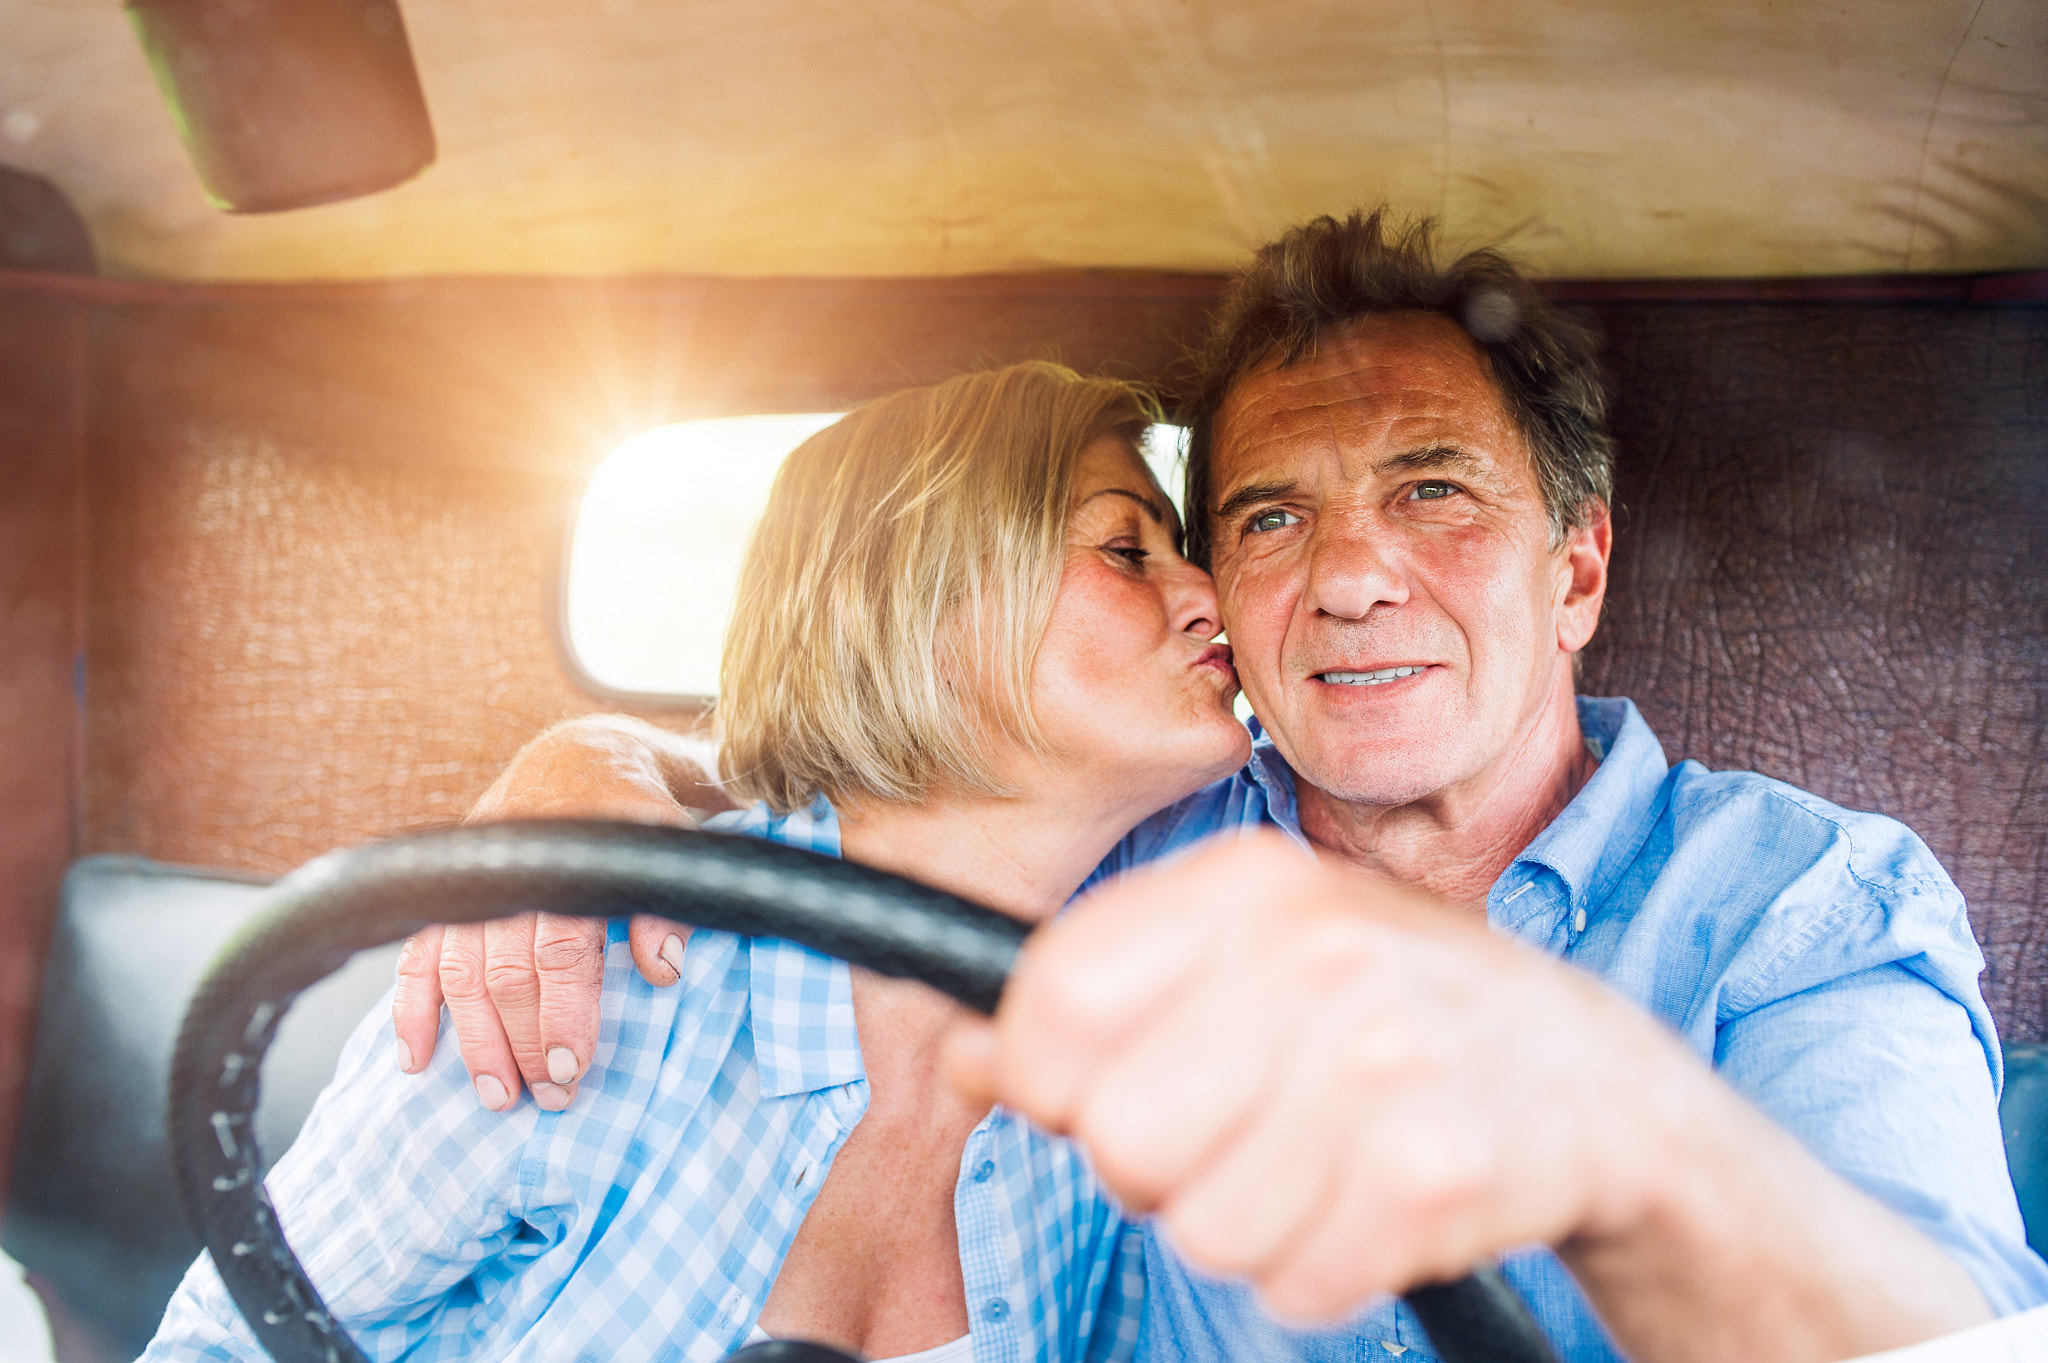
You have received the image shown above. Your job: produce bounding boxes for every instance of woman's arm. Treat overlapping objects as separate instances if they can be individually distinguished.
[392,714,735,1109]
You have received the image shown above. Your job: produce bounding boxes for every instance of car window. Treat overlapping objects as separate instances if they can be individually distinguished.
[564,416,1188,701]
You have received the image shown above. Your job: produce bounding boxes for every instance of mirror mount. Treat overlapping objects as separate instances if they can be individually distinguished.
[125,0,436,214]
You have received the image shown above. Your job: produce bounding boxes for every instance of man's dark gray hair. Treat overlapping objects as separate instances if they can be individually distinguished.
[1182,208,1615,567]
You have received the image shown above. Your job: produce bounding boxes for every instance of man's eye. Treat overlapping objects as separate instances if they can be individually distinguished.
[1409,481,1459,501]
[1248,508,1301,533]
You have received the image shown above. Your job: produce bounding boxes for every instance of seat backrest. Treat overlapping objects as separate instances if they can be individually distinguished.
[3,856,401,1359]
[1577,301,2047,1043]
[2002,1044,2048,1259]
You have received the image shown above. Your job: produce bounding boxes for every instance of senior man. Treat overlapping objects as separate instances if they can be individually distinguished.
[396,210,2046,1361]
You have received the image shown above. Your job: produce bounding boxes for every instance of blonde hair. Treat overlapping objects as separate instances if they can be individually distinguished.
[718,362,1157,814]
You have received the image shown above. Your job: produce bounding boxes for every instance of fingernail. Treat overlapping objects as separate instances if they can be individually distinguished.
[546,1046,579,1085]
[660,934,684,981]
[532,1081,572,1112]
[474,1074,510,1111]
[397,1040,416,1073]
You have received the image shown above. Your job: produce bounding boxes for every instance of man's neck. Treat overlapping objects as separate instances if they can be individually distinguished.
[1295,676,1598,913]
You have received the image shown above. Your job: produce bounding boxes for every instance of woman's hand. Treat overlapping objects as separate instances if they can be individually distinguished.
[391,715,735,1110]
[944,834,1990,1362]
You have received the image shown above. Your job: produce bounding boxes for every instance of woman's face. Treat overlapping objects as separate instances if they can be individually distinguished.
[1025,434,1253,810]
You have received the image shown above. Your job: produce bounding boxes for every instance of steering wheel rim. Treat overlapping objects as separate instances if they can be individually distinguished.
[166,820,1559,1363]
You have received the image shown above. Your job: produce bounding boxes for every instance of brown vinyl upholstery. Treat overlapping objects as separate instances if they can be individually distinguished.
[1576,302,2048,1041]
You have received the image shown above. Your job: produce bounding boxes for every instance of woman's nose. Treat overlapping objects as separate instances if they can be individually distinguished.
[1167,557,1224,640]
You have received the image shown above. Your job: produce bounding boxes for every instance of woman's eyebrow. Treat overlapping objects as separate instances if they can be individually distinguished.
[1079,487,1166,523]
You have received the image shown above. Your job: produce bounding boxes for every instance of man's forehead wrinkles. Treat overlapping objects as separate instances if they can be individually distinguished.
[1245,371,1453,420]
[1228,404,1483,469]
[1214,323,1521,490]
[1227,385,1487,461]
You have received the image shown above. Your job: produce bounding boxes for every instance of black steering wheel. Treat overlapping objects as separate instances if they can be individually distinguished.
[168,820,1561,1363]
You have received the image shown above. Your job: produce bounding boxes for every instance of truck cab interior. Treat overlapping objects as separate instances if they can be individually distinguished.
[0,2,2042,1359]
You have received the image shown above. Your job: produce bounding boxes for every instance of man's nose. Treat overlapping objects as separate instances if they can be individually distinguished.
[1303,516,1409,620]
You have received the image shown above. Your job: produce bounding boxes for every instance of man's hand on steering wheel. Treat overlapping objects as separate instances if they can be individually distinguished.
[939,834,1993,1361]
[391,716,734,1110]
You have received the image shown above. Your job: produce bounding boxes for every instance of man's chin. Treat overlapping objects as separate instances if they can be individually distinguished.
[1286,741,1467,811]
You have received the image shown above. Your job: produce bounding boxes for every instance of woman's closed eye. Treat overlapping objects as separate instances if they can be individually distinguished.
[1105,540,1151,564]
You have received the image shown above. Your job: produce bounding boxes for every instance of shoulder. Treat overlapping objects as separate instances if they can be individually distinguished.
[704,797,840,854]
[1656,764,1965,932]
[1663,764,1957,894]
[1639,763,1981,1015]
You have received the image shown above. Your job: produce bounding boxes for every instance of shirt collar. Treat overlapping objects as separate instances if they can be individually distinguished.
[1244,701,1671,946]
[1241,716,1314,850]
[1491,696,1670,939]
[711,797,868,1097]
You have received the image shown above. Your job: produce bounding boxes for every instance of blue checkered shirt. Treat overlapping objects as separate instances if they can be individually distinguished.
[145,801,1144,1363]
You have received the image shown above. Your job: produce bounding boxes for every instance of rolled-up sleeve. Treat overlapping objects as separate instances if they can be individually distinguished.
[1716,960,2048,1314]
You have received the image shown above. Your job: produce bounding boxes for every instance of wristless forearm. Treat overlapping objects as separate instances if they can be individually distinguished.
[470,714,720,822]
[1562,1069,1990,1363]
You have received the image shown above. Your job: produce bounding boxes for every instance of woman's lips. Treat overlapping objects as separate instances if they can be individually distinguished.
[1194,643,1238,683]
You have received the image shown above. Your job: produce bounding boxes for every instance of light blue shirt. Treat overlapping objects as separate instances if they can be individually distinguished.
[145,801,1143,1363]
[1104,696,2048,1363]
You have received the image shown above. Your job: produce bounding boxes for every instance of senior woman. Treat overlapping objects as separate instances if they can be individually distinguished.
[143,362,1251,1363]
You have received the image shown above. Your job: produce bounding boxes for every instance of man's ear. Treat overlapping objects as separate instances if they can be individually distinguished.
[1556,504,1612,655]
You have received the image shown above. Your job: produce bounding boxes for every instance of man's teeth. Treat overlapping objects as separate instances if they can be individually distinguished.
[1320,666,1426,686]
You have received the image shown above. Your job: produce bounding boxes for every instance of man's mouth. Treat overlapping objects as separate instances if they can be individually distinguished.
[1315,665,1428,687]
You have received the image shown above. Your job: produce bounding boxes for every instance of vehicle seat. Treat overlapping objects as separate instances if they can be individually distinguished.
[2,857,402,1363]
[2002,1044,2048,1261]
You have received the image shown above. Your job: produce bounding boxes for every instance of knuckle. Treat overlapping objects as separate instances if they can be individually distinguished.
[438,950,488,1000]
[1167,1201,1262,1275]
[1026,953,1120,1037]
[396,934,434,978]
[483,959,542,1004]
[1073,1100,1173,1209]
[391,974,423,1015]
[532,927,604,977]
[1383,1152,1485,1233]
[1259,1263,1355,1324]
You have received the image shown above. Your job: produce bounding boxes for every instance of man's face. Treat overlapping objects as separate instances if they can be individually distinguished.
[1206,312,1606,808]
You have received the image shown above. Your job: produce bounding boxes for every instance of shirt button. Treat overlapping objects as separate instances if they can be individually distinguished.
[984,1298,1009,1322]
[972,1160,995,1183]
[1571,906,1588,933]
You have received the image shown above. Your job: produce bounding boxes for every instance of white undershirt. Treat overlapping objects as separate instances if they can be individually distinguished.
[743,1325,974,1363]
